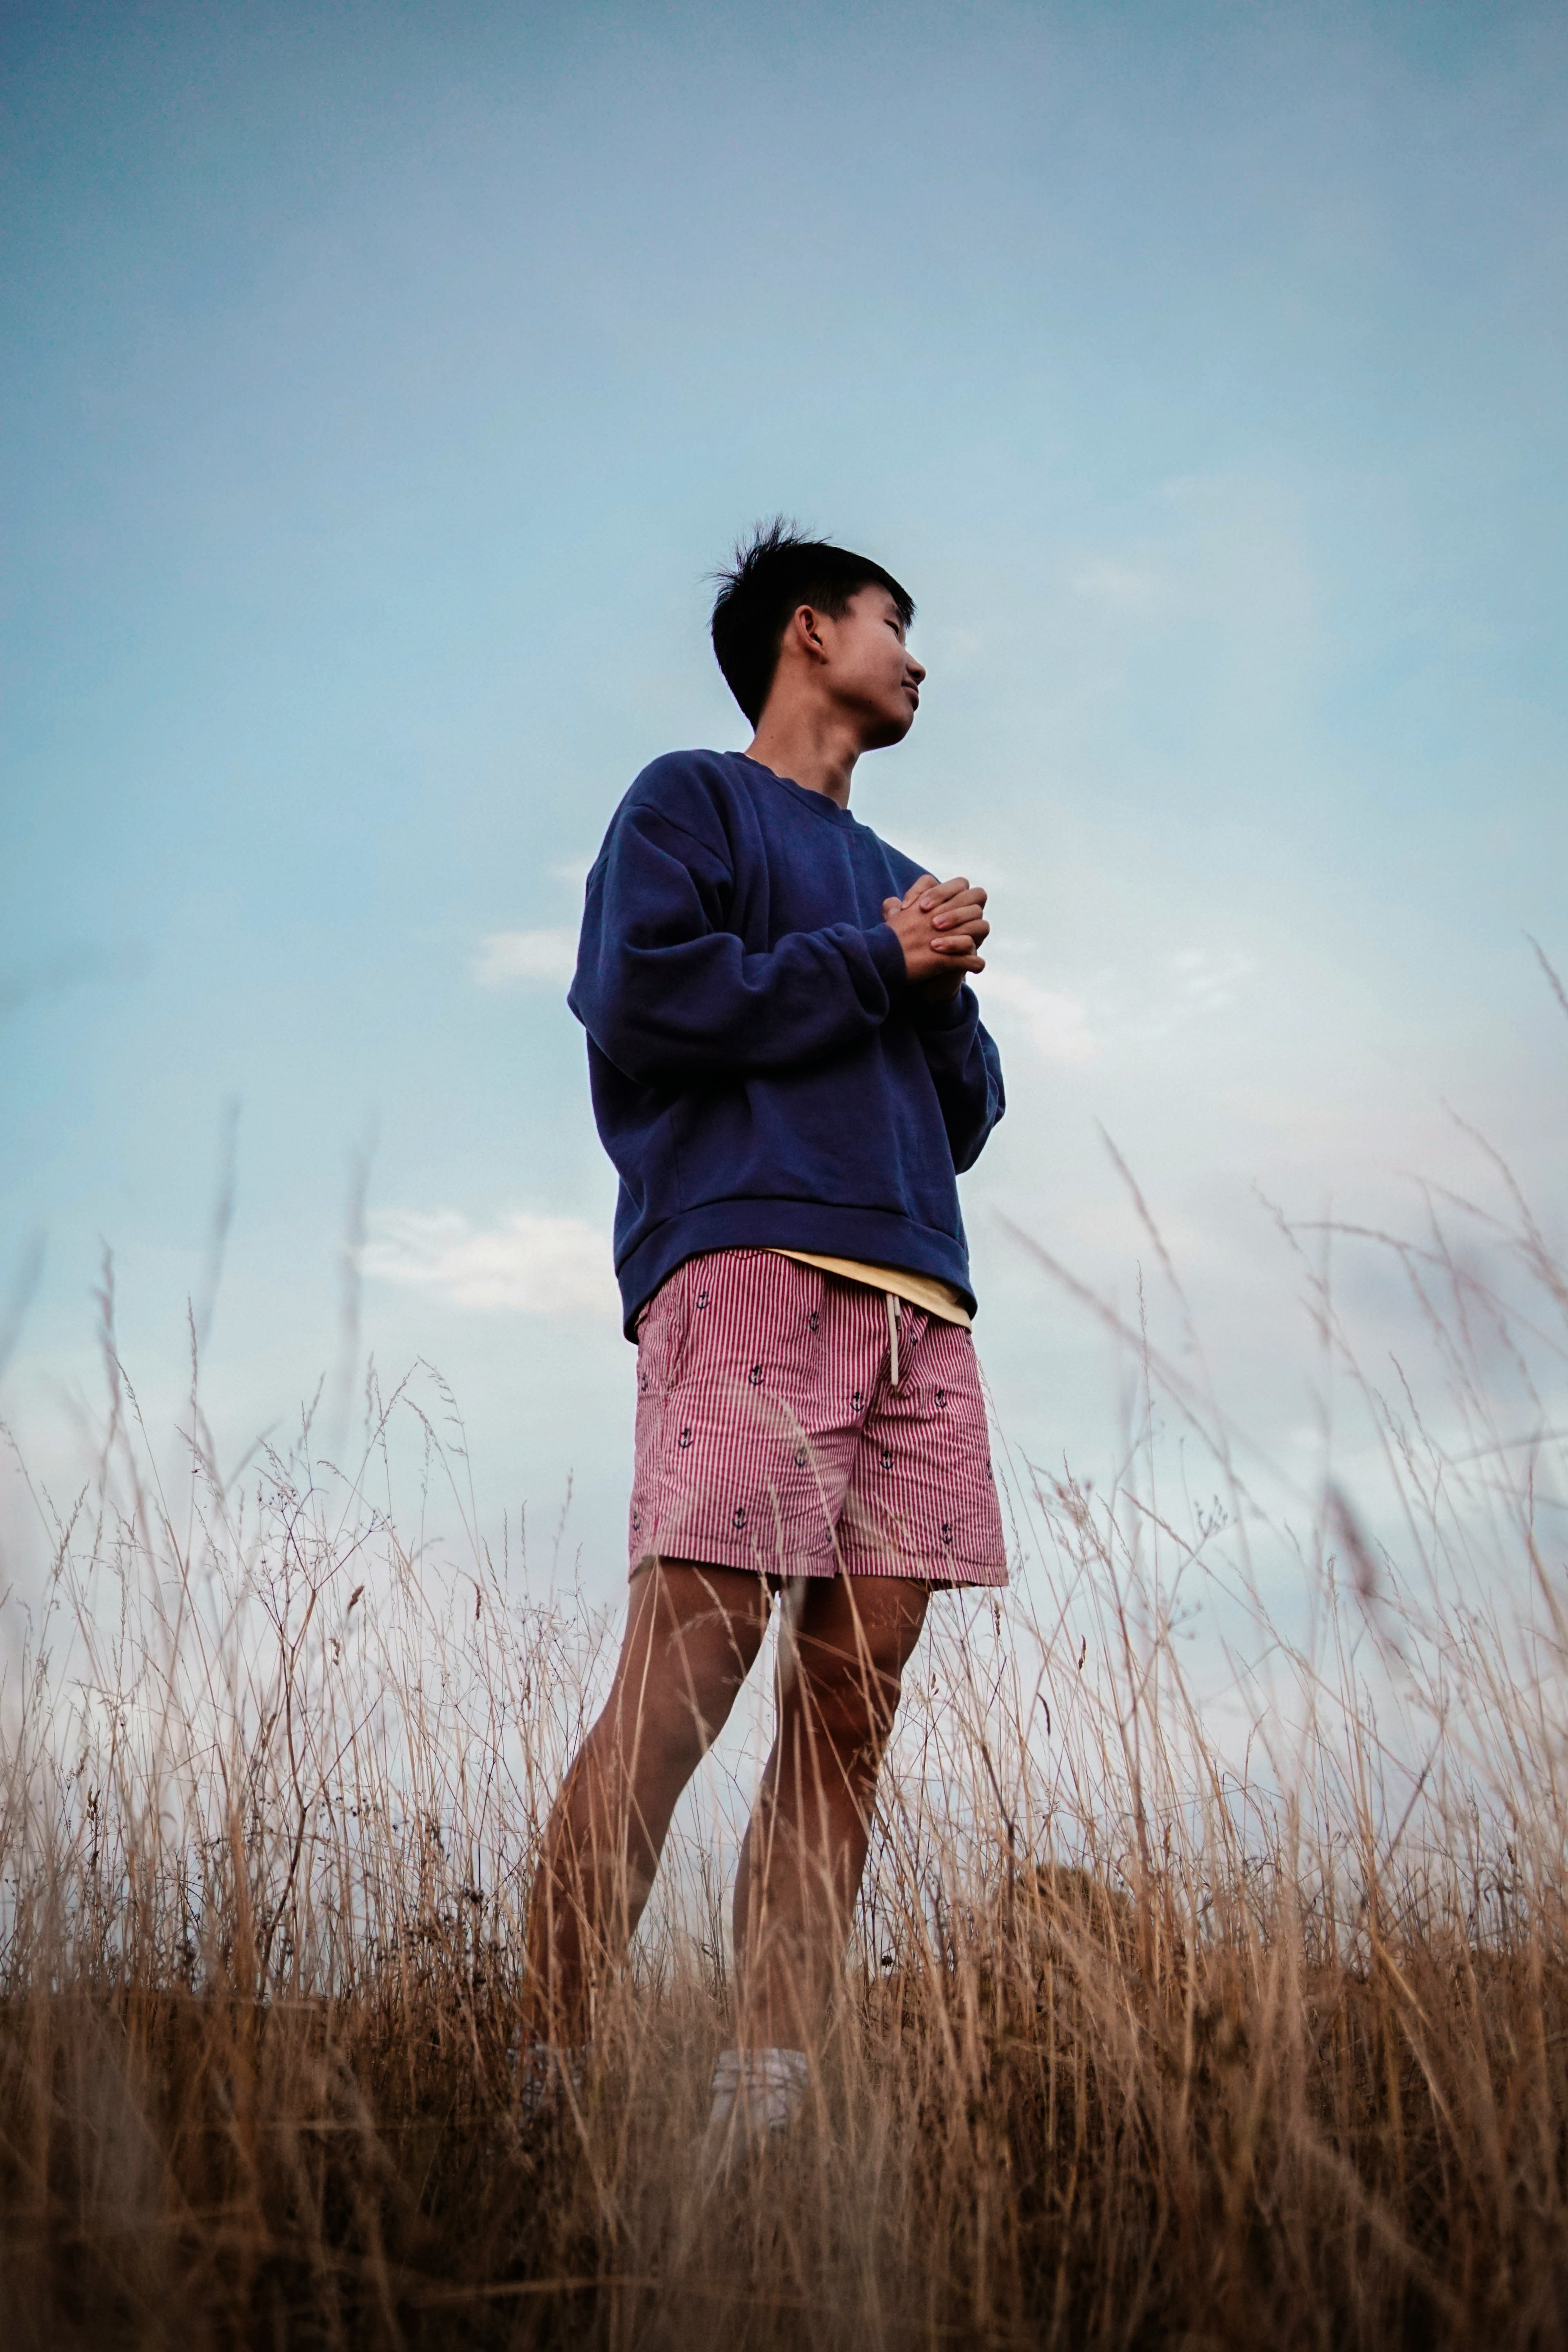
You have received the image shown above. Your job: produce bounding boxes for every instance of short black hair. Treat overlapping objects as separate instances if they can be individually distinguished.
[709,518,916,727]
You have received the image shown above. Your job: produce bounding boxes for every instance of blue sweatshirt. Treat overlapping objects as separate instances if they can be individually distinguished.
[568,750,1005,1335]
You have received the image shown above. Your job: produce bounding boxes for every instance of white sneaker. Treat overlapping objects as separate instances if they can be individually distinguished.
[702,2045,810,2167]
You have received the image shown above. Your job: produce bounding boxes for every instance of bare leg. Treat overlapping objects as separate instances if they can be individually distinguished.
[732,1574,929,2050]
[522,1561,771,2044]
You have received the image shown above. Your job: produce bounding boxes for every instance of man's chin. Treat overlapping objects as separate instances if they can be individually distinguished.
[866,708,916,751]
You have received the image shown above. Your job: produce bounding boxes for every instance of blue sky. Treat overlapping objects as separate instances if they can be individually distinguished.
[4,0,1565,1602]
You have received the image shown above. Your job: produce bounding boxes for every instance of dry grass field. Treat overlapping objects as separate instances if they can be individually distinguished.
[2,1146,1566,2348]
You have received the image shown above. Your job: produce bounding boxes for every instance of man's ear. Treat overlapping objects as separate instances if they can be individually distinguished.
[791,603,831,666]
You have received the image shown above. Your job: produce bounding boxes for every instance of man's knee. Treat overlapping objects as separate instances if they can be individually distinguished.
[800,1643,907,1754]
[602,1681,722,1776]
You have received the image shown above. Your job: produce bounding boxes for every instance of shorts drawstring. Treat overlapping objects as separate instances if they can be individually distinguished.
[886,1290,901,1388]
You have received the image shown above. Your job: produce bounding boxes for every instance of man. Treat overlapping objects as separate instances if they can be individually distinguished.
[519,520,1006,2145]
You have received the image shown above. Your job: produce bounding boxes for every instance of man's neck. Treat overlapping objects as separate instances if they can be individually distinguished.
[744,705,862,808]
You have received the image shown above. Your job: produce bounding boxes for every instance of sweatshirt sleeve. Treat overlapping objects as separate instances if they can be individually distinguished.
[569,792,908,1085]
[907,985,1006,1172]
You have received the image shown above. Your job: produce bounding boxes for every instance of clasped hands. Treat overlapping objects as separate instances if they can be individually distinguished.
[880,873,989,1004]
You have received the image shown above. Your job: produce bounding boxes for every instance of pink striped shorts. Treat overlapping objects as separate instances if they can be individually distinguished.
[628,1249,1008,1586]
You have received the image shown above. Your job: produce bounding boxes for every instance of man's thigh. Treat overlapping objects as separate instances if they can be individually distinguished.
[610,1560,772,1730]
[783,1571,931,1696]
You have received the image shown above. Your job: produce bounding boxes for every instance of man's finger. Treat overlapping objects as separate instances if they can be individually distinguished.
[936,913,990,946]
[901,873,940,908]
[882,896,902,922]
[916,875,973,912]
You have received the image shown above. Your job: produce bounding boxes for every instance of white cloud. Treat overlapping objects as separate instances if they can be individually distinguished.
[362,1208,617,1315]
[1070,555,1169,615]
[1113,947,1258,1040]
[976,973,1098,1065]
[1171,947,1254,1009]
[472,929,579,988]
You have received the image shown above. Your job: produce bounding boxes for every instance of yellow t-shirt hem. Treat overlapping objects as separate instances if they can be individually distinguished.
[769,1249,972,1328]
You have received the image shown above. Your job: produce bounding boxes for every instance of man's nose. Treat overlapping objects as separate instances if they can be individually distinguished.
[907,655,927,684]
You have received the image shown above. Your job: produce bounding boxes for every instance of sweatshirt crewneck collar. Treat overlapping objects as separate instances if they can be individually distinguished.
[733,751,858,824]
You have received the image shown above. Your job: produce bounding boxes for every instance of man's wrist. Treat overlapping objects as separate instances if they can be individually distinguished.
[907,980,975,1030]
[867,920,911,998]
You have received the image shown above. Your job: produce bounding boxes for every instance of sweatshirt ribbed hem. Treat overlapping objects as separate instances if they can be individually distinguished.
[615,1200,976,1338]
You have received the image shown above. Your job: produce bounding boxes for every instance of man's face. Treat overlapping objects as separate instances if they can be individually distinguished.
[819,585,926,748]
